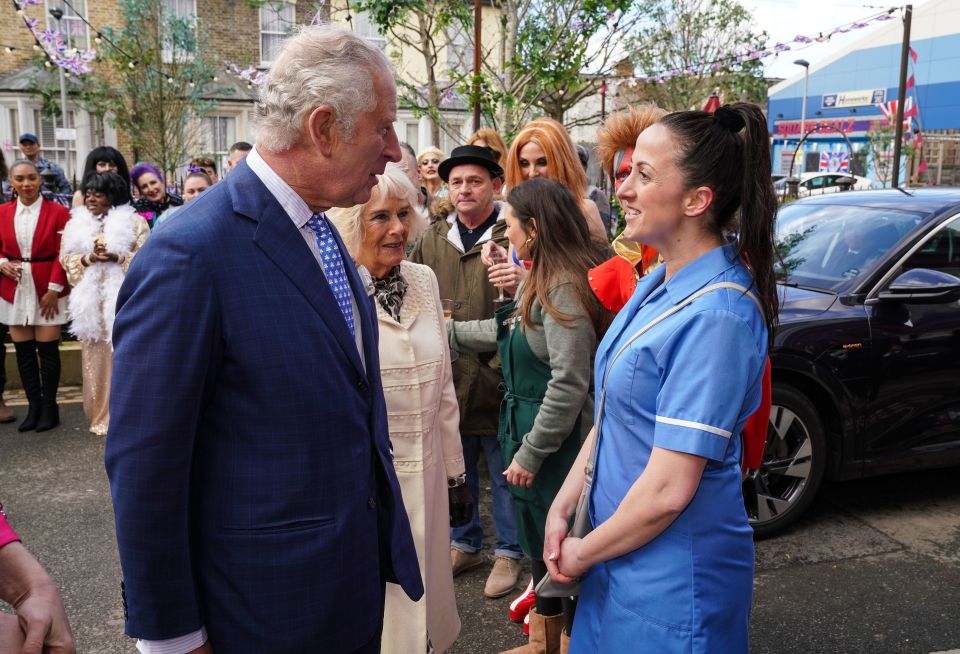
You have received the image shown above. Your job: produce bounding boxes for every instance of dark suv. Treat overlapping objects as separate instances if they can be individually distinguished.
[745,189,960,537]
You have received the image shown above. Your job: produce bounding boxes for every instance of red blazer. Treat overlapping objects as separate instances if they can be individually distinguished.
[0,199,70,304]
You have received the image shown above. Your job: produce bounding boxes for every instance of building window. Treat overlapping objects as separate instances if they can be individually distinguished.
[405,123,419,153]
[46,0,88,50]
[31,109,77,171]
[260,1,295,65]
[352,9,386,52]
[202,115,237,176]
[445,25,469,69]
[440,124,463,156]
[161,0,197,63]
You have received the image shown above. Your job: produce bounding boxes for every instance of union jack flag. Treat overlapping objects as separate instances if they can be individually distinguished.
[819,150,850,173]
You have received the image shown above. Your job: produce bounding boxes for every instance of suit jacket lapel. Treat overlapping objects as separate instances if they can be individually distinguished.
[332,224,379,381]
[234,167,366,381]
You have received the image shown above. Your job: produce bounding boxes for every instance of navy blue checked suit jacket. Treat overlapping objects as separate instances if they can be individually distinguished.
[105,160,424,652]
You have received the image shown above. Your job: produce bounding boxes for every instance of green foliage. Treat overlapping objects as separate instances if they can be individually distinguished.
[93,0,231,176]
[625,0,768,111]
[864,124,918,187]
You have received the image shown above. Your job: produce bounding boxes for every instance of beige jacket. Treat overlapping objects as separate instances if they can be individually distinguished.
[379,261,464,654]
[410,202,509,436]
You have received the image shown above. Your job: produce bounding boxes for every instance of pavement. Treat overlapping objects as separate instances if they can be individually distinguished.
[1,403,959,653]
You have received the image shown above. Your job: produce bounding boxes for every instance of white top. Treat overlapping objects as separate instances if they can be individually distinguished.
[0,198,67,326]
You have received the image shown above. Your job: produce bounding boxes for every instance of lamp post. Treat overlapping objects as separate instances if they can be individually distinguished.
[794,59,810,174]
[48,5,71,186]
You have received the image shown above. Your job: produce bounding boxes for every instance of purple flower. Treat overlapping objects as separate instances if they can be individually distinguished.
[794,35,813,44]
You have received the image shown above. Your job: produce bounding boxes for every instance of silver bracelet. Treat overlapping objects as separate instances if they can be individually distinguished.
[447,473,467,488]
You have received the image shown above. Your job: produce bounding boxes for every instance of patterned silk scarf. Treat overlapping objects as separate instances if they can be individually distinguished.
[373,265,408,322]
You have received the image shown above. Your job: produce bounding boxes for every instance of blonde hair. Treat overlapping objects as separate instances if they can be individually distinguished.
[595,104,667,177]
[416,146,445,165]
[327,166,427,260]
[467,128,508,169]
[505,118,586,201]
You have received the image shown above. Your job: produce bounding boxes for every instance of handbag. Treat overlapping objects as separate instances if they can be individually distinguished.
[535,282,761,598]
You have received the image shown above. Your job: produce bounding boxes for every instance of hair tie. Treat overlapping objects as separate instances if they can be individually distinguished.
[714,105,746,132]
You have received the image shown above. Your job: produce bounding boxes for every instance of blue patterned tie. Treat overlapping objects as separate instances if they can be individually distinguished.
[307,212,355,338]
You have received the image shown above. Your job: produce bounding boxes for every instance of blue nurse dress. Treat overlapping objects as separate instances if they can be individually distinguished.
[570,243,766,654]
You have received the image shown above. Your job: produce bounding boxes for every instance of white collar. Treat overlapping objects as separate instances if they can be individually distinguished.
[246,146,314,228]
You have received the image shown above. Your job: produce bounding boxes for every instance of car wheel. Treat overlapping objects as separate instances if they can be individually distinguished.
[743,383,827,538]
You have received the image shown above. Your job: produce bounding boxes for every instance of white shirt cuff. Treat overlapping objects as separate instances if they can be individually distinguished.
[136,626,207,654]
[48,283,64,293]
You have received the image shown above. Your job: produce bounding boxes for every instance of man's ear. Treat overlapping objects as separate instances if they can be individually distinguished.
[306,106,338,157]
[683,185,713,218]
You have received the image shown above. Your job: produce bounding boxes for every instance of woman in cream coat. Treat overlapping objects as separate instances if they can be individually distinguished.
[329,166,471,654]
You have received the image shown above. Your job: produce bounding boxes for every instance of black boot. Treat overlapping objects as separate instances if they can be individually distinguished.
[35,340,61,432]
[14,340,40,432]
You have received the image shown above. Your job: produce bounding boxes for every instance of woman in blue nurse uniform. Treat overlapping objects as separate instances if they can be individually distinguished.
[542,102,780,653]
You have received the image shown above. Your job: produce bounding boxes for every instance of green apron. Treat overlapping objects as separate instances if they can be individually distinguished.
[495,301,583,558]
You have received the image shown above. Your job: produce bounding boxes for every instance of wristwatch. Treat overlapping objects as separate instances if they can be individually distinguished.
[447,473,467,488]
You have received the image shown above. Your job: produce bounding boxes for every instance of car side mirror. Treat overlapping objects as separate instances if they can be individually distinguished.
[876,268,960,303]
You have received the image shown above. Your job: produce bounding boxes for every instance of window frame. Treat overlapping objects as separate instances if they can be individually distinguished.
[259,0,296,66]
[45,0,89,51]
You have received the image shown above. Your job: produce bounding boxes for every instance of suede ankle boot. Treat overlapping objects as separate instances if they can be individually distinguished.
[14,340,40,432]
[35,340,61,432]
[500,609,563,654]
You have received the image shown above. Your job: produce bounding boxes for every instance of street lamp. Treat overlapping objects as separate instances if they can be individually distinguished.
[794,59,810,155]
[48,4,72,186]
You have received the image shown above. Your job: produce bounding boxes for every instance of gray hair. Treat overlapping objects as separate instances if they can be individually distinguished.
[328,165,427,260]
[255,24,392,153]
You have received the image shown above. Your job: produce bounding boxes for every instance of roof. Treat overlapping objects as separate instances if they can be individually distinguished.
[795,187,960,214]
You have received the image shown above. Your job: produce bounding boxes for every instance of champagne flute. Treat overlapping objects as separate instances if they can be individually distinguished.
[489,247,509,304]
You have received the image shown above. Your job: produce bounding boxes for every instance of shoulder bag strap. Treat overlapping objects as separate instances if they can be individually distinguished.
[584,282,761,484]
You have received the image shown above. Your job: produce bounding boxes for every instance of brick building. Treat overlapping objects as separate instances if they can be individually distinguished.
[1,0,482,185]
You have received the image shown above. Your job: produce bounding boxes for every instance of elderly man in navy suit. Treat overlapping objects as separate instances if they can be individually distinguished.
[105,25,423,654]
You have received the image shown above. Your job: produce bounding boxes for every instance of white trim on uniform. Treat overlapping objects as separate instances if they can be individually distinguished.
[655,415,732,439]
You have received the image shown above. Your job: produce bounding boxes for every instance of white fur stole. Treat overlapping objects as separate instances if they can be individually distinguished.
[62,204,140,342]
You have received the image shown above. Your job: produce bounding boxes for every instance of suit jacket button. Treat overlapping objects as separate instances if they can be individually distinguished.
[368,497,377,509]
[357,379,368,392]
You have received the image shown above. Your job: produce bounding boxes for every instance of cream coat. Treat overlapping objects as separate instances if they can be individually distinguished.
[379,261,465,654]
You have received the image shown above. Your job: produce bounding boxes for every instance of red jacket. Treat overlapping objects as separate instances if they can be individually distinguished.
[0,199,70,304]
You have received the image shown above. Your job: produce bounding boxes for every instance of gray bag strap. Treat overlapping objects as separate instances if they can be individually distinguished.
[584,282,761,486]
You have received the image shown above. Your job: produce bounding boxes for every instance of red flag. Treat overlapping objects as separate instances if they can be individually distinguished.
[703,93,721,113]
[906,74,915,90]
[909,47,918,63]
[904,102,918,119]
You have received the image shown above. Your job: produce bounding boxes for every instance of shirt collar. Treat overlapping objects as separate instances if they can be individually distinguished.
[246,146,314,229]
[663,241,738,305]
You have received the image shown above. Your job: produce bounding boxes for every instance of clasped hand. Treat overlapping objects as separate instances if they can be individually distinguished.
[1,262,21,282]
[543,512,589,584]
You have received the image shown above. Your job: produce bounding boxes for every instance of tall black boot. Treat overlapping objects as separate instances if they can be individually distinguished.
[35,340,61,432]
[14,340,40,432]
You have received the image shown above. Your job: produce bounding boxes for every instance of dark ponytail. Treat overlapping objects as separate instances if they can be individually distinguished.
[657,102,779,335]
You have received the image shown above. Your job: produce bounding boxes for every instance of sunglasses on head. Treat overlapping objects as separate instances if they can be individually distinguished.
[421,158,441,165]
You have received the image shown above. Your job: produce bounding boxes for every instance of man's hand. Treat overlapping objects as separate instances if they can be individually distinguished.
[480,240,505,267]
[0,613,25,652]
[503,459,535,489]
[448,484,473,528]
[38,291,59,320]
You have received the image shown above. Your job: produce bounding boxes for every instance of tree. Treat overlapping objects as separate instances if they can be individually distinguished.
[351,0,473,146]
[865,125,917,188]
[488,0,641,133]
[621,0,768,111]
[97,0,228,175]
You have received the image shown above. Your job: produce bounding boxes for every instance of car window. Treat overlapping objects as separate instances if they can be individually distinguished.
[777,203,927,292]
[807,176,824,189]
[901,215,960,278]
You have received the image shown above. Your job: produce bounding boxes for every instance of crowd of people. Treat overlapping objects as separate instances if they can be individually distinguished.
[0,23,778,654]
